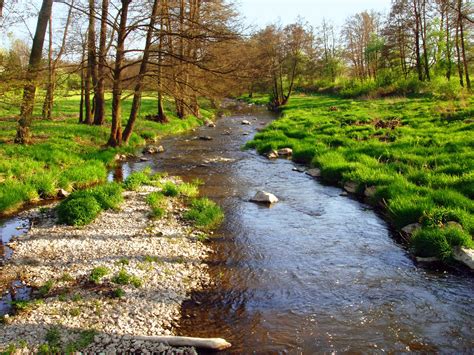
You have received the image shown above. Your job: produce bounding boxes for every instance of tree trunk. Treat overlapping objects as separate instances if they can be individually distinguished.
[15,0,53,144]
[85,0,98,124]
[42,14,54,120]
[413,0,423,81]
[94,0,109,125]
[421,0,430,81]
[455,15,464,87]
[155,3,168,123]
[42,2,73,121]
[445,3,452,80]
[122,0,160,144]
[458,0,470,89]
[108,0,131,147]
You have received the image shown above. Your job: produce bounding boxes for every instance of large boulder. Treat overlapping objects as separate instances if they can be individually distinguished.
[250,191,279,204]
[453,247,474,270]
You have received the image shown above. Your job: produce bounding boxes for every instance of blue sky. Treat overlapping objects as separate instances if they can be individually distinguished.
[236,0,392,28]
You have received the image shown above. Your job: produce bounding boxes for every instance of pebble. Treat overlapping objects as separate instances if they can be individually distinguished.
[0,180,211,353]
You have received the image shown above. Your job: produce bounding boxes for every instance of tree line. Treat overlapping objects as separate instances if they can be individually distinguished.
[0,0,472,145]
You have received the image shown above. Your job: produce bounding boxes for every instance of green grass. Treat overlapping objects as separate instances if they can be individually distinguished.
[247,93,474,262]
[57,182,124,226]
[89,266,110,284]
[57,195,102,226]
[111,269,142,288]
[183,198,224,230]
[146,191,167,219]
[0,92,213,215]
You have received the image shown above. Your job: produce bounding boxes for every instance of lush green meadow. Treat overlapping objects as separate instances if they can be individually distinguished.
[247,94,474,261]
[0,93,214,215]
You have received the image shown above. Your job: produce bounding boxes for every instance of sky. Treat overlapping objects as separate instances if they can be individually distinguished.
[236,0,392,29]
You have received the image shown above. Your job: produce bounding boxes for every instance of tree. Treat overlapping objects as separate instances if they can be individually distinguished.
[15,0,53,144]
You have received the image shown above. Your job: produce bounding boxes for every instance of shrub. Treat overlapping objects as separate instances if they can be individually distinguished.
[89,266,110,284]
[89,183,123,210]
[111,269,142,288]
[177,182,199,197]
[123,168,152,191]
[57,196,102,226]
[410,228,451,259]
[183,198,224,230]
[146,192,166,219]
[161,181,179,197]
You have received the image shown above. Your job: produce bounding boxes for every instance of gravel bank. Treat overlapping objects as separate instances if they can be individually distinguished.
[0,182,212,353]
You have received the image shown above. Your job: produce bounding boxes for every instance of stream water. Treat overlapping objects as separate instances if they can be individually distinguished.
[1,104,473,352]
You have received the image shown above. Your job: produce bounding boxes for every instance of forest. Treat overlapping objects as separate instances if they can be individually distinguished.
[0,0,473,353]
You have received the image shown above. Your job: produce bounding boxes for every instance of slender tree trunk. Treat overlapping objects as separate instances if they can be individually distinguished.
[85,0,98,124]
[413,0,423,81]
[455,17,464,87]
[122,0,160,144]
[155,3,168,123]
[42,14,54,120]
[421,0,430,81]
[108,0,131,147]
[94,0,109,125]
[15,0,53,144]
[458,0,470,89]
[446,3,452,80]
[42,2,73,121]
[79,39,86,123]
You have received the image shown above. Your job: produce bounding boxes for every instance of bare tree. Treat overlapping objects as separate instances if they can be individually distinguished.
[15,0,53,144]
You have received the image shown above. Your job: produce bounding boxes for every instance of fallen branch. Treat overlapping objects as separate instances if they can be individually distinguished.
[133,335,232,351]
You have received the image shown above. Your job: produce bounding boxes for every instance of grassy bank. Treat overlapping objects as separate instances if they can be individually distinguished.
[0,93,214,215]
[246,94,474,262]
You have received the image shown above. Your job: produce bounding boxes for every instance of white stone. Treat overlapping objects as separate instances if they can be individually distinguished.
[266,150,278,159]
[306,168,321,178]
[241,120,251,125]
[250,191,279,204]
[453,247,474,270]
[277,148,293,156]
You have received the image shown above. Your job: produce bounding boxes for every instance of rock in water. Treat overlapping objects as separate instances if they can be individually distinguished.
[453,247,474,270]
[306,168,321,178]
[199,136,213,141]
[241,120,251,125]
[266,150,279,159]
[250,191,279,204]
[143,145,164,154]
[278,148,293,156]
[343,181,358,193]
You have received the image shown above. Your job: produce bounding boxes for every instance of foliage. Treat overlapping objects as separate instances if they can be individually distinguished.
[183,198,224,230]
[123,168,153,191]
[57,196,102,226]
[89,266,110,284]
[111,269,142,288]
